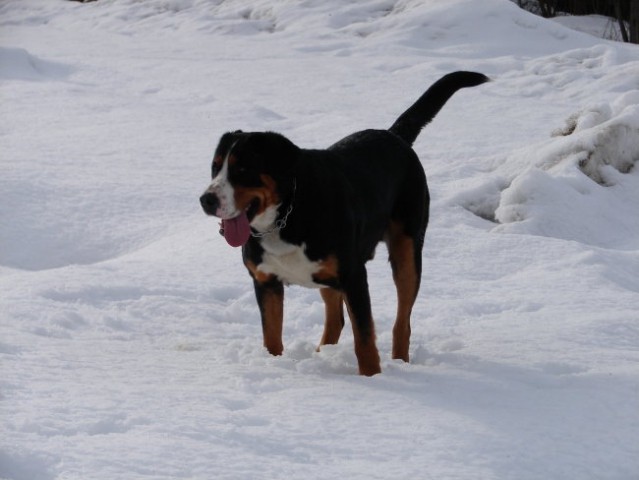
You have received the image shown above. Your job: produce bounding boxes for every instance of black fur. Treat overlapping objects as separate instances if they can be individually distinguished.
[201,71,489,375]
[389,71,490,146]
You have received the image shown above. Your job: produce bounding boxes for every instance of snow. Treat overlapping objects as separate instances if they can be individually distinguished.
[1,0,638,479]
[552,14,628,43]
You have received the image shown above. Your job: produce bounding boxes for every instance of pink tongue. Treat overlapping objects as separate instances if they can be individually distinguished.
[222,212,251,247]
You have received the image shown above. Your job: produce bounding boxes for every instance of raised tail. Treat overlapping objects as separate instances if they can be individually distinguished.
[389,71,489,146]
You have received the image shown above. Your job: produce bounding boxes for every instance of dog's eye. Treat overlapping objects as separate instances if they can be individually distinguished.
[230,164,262,187]
[233,164,254,176]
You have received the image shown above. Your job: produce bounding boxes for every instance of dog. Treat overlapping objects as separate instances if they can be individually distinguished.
[200,71,489,375]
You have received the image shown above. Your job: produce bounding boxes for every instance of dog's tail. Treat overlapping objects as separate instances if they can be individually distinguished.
[389,71,489,146]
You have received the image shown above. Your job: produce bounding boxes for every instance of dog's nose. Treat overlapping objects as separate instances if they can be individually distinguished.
[200,192,220,216]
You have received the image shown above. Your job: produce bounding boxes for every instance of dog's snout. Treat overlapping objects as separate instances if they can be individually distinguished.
[200,192,220,216]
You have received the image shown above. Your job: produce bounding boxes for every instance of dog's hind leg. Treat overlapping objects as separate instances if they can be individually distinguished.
[386,221,422,363]
[317,288,345,351]
[343,268,382,376]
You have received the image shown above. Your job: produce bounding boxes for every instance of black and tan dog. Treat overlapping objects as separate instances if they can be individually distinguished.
[200,71,488,375]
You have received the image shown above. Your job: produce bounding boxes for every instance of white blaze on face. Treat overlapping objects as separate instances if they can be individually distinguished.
[203,143,238,219]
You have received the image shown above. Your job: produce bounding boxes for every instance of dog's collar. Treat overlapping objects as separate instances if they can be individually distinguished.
[251,179,296,238]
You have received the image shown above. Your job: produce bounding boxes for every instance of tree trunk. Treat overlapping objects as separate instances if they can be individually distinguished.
[539,0,557,17]
[631,0,639,44]
[615,0,630,42]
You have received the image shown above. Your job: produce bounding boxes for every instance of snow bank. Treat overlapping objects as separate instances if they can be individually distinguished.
[456,88,639,249]
[552,14,627,43]
[0,47,71,81]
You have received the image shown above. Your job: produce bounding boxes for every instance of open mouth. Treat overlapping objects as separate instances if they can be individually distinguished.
[220,198,261,248]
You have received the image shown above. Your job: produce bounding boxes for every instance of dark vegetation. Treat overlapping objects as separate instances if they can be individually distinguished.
[516,0,638,43]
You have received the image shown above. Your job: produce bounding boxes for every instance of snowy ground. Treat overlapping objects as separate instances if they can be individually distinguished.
[551,14,627,43]
[1,1,639,479]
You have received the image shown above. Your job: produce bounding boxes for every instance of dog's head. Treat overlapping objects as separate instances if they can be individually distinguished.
[200,130,299,247]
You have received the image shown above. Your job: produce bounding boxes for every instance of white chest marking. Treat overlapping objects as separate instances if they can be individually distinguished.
[257,236,322,288]
[251,204,278,233]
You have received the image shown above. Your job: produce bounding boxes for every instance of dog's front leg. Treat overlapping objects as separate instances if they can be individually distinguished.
[253,279,285,356]
[343,268,381,376]
[317,287,345,351]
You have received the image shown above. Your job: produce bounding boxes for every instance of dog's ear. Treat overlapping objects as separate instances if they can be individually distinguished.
[211,130,248,177]
[214,130,242,157]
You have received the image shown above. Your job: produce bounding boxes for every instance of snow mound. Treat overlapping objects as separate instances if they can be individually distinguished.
[0,178,176,271]
[458,90,639,249]
[0,47,72,81]
[552,14,626,42]
[557,92,639,184]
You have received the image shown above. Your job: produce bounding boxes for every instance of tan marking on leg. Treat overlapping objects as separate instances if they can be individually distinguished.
[344,299,381,376]
[261,287,284,356]
[312,255,339,284]
[245,260,275,285]
[246,259,283,355]
[317,288,344,350]
[386,221,419,362]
